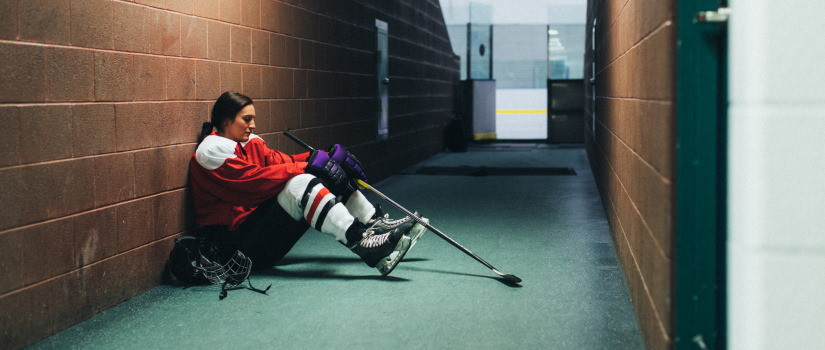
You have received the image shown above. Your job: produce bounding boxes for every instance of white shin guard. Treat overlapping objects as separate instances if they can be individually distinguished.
[277,174,354,243]
[343,189,377,224]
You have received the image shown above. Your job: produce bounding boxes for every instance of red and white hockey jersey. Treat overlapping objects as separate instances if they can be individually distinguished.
[189,133,309,230]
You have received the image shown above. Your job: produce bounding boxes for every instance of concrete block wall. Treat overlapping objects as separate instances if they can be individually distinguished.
[584,0,675,349]
[0,0,458,348]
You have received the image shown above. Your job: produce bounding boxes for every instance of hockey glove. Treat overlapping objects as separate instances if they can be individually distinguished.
[306,149,350,195]
[328,144,367,182]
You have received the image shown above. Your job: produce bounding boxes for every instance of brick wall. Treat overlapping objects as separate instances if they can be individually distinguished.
[584,1,675,349]
[0,0,458,347]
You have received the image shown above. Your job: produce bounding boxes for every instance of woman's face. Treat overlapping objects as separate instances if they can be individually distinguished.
[220,104,256,142]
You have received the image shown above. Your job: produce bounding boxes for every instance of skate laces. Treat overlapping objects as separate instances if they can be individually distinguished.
[370,213,414,230]
[359,230,391,249]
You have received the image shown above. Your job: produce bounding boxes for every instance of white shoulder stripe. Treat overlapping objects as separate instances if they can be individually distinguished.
[195,135,238,170]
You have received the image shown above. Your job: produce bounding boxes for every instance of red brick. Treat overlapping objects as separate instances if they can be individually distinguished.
[19,0,70,44]
[0,159,95,230]
[0,282,52,349]
[261,66,277,98]
[276,1,295,36]
[260,133,281,150]
[208,20,231,61]
[46,48,95,102]
[115,102,163,151]
[231,26,252,63]
[221,0,241,24]
[270,33,285,66]
[94,51,132,102]
[133,145,191,196]
[165,144,194,190]
[283,36,299,67]
[163,102,207,145]
[300,100,321,128]
[76,252,130,314]
[71,0,113,49]
[0,229,24,295]
[261,0,279,32]
[0,0,16,40]
[149,9,181,56]
[253,99,270,133]
[154,190,188,239]
[113,2,149,53]
[242,65,262,99]
[135,0,165,7]
[294,8,314,40]
[220,62,243,93]
[0,43,46,103]
[181,16,208,59]
[50,272,93,338]
[18,105,72,164]
[167,58,197,100]
[251,30,269,64]
[271,100,299,131]
[299,39,314,69]
[278,68,295,99]
[116,197,156,252]
[131,55,168,101]
[194,0,221,20]
[314,42,327,71]
[94,152,136,207]
[637,24,675,101]
[167,0,194,14]
[196,60,221,100]
[240,0,261,28]
[134,148,166,197]
[0,106,20,167]
[118,238,169,296]
[18,218,75,287]
[293,69,307,99]
[73,207,118,267]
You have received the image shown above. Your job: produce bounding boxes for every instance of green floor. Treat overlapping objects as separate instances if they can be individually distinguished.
[31,144,644,349]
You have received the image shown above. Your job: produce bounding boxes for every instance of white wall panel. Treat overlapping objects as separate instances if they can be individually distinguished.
[728,0,825,349]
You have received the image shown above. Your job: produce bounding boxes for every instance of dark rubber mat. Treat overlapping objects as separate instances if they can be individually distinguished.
[412,166,577,176]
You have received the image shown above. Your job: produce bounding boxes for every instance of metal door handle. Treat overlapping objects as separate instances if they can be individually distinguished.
[383,77,390,84]
[696,7,731,23]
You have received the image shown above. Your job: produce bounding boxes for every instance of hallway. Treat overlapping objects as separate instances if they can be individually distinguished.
[31,144,643,349]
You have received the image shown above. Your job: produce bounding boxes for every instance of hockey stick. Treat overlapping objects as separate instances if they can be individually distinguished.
[282,130,522,284]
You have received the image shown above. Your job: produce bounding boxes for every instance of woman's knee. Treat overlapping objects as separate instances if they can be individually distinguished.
[276,174,320,220]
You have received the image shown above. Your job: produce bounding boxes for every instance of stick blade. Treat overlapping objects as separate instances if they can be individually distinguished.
[501,274,522,284]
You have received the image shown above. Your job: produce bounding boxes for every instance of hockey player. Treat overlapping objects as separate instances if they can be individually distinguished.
[188,91,424,276]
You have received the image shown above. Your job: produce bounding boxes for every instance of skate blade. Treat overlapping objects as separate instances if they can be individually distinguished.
[376,235,411,276]
[407,218,429,250]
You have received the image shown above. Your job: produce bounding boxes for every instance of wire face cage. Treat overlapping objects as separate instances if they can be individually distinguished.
[198,250,252,287]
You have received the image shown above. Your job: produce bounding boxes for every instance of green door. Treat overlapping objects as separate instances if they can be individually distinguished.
[675,1,729,349]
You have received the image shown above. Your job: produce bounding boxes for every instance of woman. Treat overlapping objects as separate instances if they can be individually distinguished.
[188,91,423,276]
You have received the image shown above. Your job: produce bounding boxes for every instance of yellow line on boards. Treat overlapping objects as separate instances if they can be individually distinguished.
[496,109,548,114]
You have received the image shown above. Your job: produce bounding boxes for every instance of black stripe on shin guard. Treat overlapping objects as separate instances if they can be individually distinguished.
[300,178,322,210]
[340,185,356,203]
[313,199,336,231]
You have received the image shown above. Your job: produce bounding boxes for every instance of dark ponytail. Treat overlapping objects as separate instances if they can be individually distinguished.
[197,91,253,144]
[197,122,215,144]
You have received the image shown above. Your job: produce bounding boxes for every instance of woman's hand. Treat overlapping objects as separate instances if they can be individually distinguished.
[328,144,367,182]
[305,150,350,195]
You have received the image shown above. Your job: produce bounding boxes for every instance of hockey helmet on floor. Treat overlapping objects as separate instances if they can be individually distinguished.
[167,234,269,299]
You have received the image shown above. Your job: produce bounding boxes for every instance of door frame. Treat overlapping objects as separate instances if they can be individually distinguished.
[674,0,728,348]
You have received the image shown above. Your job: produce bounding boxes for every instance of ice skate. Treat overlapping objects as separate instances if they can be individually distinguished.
[369,208,428,249]
[347,224,412,276]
